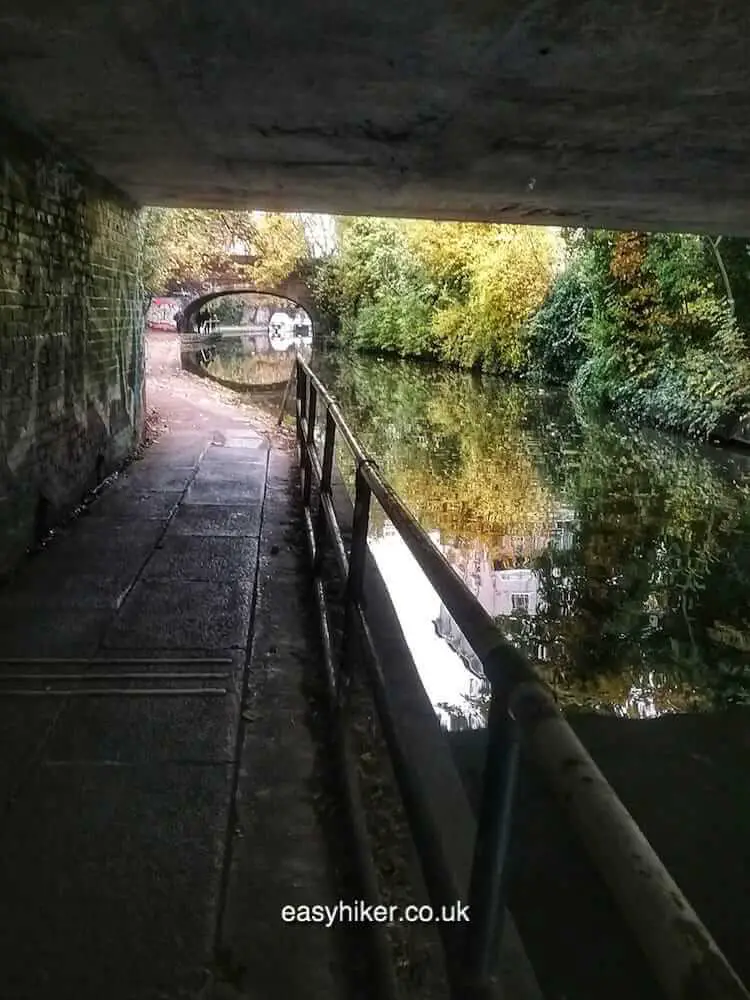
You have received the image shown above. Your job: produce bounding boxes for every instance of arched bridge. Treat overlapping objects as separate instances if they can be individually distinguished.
[181,275,329,345]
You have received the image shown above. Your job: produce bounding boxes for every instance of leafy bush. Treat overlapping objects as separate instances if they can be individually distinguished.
[565,230,750,438]
[325,217,750,442]
[575,298,750,437]
[334,218,558,372]
[351,292,435,358]
[527,256,592,382]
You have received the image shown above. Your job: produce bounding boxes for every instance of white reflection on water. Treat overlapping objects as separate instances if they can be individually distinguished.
[367,523,490,730]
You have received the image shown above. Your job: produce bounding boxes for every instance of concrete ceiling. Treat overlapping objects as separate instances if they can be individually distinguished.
[0,0,749,234]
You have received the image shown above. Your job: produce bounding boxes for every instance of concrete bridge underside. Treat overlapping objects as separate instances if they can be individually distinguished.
[1,1,749,234]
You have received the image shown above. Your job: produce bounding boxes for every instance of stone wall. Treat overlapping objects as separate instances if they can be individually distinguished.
[0,118,144,577]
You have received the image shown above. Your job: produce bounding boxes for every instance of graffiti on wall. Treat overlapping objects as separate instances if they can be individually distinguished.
[146,297,183,331]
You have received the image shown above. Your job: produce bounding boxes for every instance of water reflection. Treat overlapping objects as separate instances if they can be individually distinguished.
[315,352,750,726]
[368,525,491,730]
[186,292,312,387]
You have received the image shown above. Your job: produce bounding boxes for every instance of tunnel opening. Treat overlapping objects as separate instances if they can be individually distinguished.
[180,290,313,396]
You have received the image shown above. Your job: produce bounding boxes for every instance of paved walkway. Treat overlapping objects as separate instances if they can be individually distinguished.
[0,334,351,999]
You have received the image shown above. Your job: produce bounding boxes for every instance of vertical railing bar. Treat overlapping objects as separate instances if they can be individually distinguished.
[313,409,337,576]
[304,375,315,518]
[277,349,297,426]
[306,383,318,447]
[463,694,521,996]
[340,460,372,689]
[321,409,336,493]
[295,360,306,459]
[300,490,401,1000]
[303,383,318,510]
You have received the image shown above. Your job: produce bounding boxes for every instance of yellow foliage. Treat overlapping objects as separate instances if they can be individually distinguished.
[426,225,559,370]
[138,207,308,293]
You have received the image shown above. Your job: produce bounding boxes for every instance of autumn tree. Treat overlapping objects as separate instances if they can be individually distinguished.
[137,208,314,297]
[332,218,559,372]
[428,225,558,372]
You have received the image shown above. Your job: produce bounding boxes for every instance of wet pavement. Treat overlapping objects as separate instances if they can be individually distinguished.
[0,334,349,999]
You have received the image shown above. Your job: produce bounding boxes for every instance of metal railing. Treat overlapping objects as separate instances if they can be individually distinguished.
[292,355,749,1000]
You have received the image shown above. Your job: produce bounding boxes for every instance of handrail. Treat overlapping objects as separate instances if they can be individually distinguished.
[292,355,749,1000]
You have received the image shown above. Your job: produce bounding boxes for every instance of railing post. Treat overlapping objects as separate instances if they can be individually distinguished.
[277,352,297,426]
[339,459,372,690]
[313,409,336,576]
[306,382,318,446]
[462,688,521,997]
[296,364,314,514]
[303,383,318,509]
[295,360,306,451]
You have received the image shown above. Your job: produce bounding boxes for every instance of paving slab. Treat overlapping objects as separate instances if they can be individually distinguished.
[111,466,197,493]
[267,449,297,486]
[0,652,241,772]
[1,572,133,610]
[45,685,241,764]
[0,533,156,612]
[143,535,258,584]
[0,608,115,657]
[0,700,62,807]
[203,442,269,465]
[84,489,183,521]
[52,516,166,551]
[142,440,207,470]
[81,648,244,675]
[167,503,262,538]
[219,448,350,1000]
[102,579,253,650]
[129,451,201,474]
[0,763,232,1000]
[184,478,265,505]
[194,460,269,483]
[0,337,354,1000]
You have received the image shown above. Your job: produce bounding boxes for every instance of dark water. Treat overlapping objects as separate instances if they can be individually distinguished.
[312,350,750,727]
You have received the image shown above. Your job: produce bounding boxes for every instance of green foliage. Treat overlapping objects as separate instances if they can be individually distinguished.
[714,237,750,332]
[136,207,171,306]
[354,292,435,356]
[308,253,345,330]
[139,202,750,443]
[211,296,244,325]
[251,213,309,286]
[332,218,558,372]
[137,207,261,294]
[527,253,593,382]
[567,229,750,438]
[135,207,311,297]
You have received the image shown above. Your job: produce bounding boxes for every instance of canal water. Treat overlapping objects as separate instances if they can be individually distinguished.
[311,350,750,729]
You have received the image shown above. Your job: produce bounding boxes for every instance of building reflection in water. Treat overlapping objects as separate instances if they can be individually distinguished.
[368,510,577,731]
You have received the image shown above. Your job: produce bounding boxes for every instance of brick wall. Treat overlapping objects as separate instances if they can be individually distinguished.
[0,118,145,577]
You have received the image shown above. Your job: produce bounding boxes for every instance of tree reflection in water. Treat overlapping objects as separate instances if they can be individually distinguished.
[316,351,750,726]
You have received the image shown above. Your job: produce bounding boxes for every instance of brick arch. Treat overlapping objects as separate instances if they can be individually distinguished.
[181,278,328,343]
